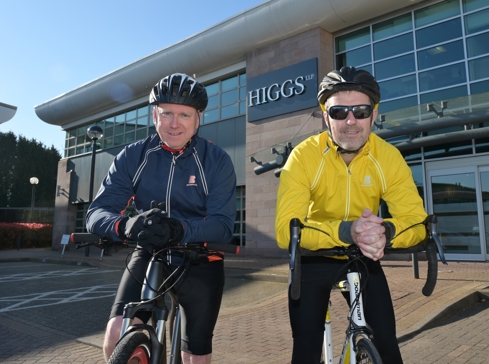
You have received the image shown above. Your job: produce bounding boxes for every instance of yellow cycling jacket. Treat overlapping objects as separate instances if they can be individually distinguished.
[276,132,427,252]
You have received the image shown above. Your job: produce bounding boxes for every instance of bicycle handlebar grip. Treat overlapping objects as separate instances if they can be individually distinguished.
[203,242,240,254]
[70,233,102,243]
[289,218,302,301]
[422,239,438,296]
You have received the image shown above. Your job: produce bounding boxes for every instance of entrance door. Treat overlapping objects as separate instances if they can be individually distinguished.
[426,166,486,261]
[480,167,489,261]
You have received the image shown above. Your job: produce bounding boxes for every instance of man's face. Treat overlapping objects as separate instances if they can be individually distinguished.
[324,90,378,152]
[153,103,200,149]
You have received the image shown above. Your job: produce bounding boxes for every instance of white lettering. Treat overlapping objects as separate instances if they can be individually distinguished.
[294,76,305,95]
[260,87,267,104]
[248,89,261,106]
[248,73,312,107]
[267,83,280,102]
[280,79,294,98]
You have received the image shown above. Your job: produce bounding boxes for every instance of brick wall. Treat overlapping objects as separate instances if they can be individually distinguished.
[244,27,334,256]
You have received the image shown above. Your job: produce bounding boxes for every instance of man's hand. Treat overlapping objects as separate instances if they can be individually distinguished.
[351,208,386,261]
[119,208,183,249]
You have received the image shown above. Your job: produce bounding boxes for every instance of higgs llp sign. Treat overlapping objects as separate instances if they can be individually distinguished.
[247,58,318,122]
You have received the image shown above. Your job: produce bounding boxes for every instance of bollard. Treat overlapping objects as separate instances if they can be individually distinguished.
[16,235,22,250]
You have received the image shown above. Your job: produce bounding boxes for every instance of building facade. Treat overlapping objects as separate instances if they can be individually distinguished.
[36,0,489,261]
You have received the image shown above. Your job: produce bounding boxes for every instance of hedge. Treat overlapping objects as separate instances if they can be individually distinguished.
[0,222,53,250]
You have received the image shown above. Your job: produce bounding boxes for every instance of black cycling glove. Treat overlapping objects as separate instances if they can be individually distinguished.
[118,208,184,248]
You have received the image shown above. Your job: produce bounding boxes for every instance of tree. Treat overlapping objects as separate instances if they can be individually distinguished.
[0,132,61,207]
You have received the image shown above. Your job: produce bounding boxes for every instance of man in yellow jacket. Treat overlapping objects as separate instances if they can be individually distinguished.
[276,66,427,364]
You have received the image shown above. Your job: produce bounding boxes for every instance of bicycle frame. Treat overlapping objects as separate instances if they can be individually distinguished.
[288,215,447,364]
[323,271,372,364]
[69,234,240,364]
[118,255,182,364]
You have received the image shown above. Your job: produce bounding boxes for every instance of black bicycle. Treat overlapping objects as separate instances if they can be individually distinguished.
[71,233,239,364]
[288,214,447,364]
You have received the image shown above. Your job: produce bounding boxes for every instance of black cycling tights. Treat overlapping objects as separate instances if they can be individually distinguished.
[288,256,403,364]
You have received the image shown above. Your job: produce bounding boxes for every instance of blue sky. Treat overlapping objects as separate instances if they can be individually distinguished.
[0,0,265,154]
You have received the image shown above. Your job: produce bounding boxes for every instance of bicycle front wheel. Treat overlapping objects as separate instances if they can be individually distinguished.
[355,337,383,364]
[107,331,152,364]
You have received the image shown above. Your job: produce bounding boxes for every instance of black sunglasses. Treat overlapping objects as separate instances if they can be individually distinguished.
[326,105,373,120]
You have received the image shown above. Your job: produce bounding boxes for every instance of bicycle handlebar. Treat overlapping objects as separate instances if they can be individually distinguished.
[70,232,240,254]
[289,215,447,300]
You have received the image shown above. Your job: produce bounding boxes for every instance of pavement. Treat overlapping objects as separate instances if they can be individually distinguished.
[1,245,489,363]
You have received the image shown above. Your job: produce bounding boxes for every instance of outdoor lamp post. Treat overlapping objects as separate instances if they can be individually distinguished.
[85,126,103,257]
[87,125,103,203]
[29,177,39,222]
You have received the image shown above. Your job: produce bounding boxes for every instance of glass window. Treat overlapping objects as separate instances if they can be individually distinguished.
[239,74,246,85]
[221,89,238,106]
[239,86,246,101]
[378,96,418,114]
[76,135,86,145]
[374,54,415,80]
[149,125,156,135]
[336,45,371,69]
[203,109,218,124]
[124,131,135,144]
[336,27,370,52]
[464,0,489,12]
[104,137,113,149]
[420,84,467,104]
[115,114,125,123]
[373,14,413,41]
[468,55,489,80]
[465,8,489,35]
[114,124,124,135]
[379,75,417,100]
[374,33,413,61]
[221,104,238,119]
[418,62,467,92]
[114,135,124,146]
[207,95,218,109]
[126,119,136,131]
[126,109,137,121]
[358,64,373,74]
[416,18,462,49]
[136,116,148,127]
[137,105,149,117]
[136,129,147,141]
[206,83,218,95]
[414,0,460,28]
[471,79,489,94]
[240,101,246,115]
[104,126,113,137]
[417,40,465,70]
[222,76,238,92]
[467,32,489,57]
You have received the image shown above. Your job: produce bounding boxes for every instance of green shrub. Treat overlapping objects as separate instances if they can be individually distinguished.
[0,222,53,250]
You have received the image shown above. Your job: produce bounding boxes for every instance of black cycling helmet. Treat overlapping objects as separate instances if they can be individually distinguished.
[149,73,208,112]
[317,66,380,111]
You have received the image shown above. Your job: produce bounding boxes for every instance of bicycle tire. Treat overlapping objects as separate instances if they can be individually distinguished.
[355,337,383,364]
[107,331,153,364]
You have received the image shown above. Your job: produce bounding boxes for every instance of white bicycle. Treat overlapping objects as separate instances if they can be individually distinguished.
[288,215,447,364]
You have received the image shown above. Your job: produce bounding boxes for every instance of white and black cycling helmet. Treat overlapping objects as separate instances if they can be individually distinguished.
[149,73,208,112]
[317,66,381,111]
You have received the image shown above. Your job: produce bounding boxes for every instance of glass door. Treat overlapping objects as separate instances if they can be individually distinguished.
[426,166,485,261]
[480,168,489,261]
